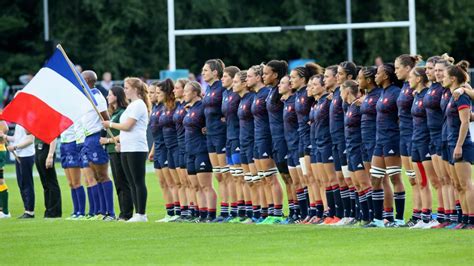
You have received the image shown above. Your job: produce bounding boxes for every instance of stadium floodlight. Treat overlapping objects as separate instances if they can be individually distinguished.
[167,0,417,70]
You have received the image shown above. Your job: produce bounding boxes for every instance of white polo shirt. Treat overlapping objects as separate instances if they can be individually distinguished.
[81,88,108,136]
[12,124,35,157]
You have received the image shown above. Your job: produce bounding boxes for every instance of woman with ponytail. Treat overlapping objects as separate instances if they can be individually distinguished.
[442,60,474,229]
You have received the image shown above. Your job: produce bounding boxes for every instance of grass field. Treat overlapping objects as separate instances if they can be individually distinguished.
[2,163,474,265]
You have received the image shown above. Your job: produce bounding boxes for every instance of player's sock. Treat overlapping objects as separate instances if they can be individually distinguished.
[245,201,253,218]
[309,203,316,218]
[394,191,405,220]
[96,183,106,215]
[91,185,100,215]
[372,189,384,221]
[326,186,336,217]
[0,183,9,214]
[349,187,357,218]
[296,188,308,219]
[102,180,115,217]
[230,202,238,218]
[253,205,261,219]
[174,202,181,216]
[71,188,79,215]
[437,208,445,223]
[421,208,432,223]
[274,204,283,217]
[238,200,245,217]
[315,200,324,218]
[166,203,175,216]
[340,186,350,218]
[76,186,86,216]
[383,208,394,222]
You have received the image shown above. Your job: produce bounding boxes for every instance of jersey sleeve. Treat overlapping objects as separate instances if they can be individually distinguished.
[457,94,471,111]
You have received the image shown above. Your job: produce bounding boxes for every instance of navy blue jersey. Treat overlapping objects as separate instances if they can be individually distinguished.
[183,101,208,155]
[376,85,401,144]
[222,89,241,141]
[150,103,165,150]
[283,94,299,150]
[397,81,414,137]
[441,88,452,141]
[295,86,315,139]
[361,87,382,140]
[159,104,178,149]
[266,86,285,139]
[203,80,226,136]
[309,101,317,150]
[423,82,444,140]
[411,88,430,144]
[446,94,472,146]
[251,87,271,142]
[313,94,332,147]
[344,103,362,152]
[329,87,345,144]
[173,101,186,148]
[238,92,256,147]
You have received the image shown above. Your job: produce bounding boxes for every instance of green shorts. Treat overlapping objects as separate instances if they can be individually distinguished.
[0,151,6,169]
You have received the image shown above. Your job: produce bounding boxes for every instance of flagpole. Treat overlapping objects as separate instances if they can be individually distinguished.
[55,44,118,145]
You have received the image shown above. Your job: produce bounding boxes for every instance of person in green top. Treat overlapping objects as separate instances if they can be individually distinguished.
[100,86,133,221]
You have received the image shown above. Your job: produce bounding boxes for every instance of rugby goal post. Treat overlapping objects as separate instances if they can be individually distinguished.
[167,0,417,70]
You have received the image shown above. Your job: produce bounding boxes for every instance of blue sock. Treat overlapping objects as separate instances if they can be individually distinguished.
[76,186,86,216]
[84,187,95,216]
[89,185,100,215]
[71,188,78,215]
[102,180,115,217]
[97,183,106,215]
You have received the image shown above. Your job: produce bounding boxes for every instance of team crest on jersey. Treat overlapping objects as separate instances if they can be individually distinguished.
[383,98,389,104]
[417,100,423,107]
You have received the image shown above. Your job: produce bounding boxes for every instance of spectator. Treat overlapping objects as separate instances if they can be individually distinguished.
[100,72,114,91]
[374,56,383,67]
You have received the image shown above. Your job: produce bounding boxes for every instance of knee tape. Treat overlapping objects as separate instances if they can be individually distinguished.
[299,158,307,176]
[232,167,244,176]
[341,165,351,178]
[386,166,402,177]
[220,166,230,174]
[263,167,278,177]
[369,166,386,179]
[406,170,416,179]
[212,167,222,173]
[244,173,253,183]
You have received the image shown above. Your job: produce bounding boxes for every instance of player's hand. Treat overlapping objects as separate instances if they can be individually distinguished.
[202,127,207,135]
[7,145,15,152]
[148,151,154,162]
[46,155,54,168]
[99,137,108,145]
[115,142,121,152]
[453,145,463,160]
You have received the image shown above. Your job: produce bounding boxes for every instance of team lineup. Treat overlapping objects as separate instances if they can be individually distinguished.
[0,54,473,230]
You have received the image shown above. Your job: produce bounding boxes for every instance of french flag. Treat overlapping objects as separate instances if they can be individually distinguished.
[0,48,96,144]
